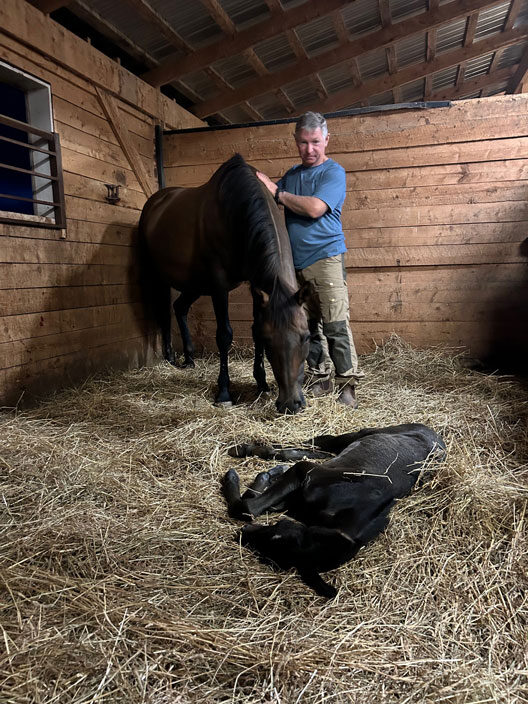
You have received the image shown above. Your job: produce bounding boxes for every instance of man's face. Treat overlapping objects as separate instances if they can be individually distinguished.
[294,127,329,168]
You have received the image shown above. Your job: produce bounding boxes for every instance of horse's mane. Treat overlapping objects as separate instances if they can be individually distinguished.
[214,153,297,327]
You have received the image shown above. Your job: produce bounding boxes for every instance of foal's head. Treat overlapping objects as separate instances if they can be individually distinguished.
[254,282,312,414]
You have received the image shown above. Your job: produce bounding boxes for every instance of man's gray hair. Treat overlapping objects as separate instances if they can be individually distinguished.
[294,111,328,138]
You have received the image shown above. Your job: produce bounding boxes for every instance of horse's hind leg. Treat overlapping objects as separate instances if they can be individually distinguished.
[212,290,233,406]
[154,282,176,366]
[173,290,200,368]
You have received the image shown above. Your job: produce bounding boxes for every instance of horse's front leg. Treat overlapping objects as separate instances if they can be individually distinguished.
[212,291,233,406]
[252,322,270,394]
[251,291,269,393]
[173,290,200,368]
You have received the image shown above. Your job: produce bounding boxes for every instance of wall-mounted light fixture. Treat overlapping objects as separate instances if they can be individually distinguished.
[105,184,121,204]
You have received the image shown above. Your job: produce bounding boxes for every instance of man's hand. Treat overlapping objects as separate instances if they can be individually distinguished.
[256,170,328,219]
[256,170,277,197]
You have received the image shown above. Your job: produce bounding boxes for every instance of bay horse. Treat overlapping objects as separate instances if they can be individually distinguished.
[139,154,310,414]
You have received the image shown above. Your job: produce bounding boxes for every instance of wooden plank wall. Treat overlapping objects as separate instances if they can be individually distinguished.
[0,0,203,406]
[163,95,528,366]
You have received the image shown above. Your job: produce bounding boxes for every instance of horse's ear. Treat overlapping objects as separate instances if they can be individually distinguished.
[253,287,270,308]
[295,281,316,306]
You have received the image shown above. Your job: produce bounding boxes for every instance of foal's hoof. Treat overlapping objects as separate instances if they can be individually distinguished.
[228,444,251,458]
[181,360,195,369]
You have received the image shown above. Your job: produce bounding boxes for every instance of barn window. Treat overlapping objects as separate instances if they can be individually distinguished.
[0,60,65,229]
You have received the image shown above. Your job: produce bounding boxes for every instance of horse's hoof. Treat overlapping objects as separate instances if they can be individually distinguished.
[182,360,195,369]
[214,400,234,408]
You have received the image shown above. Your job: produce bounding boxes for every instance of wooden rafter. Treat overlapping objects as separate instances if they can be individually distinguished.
[275,88,296,114]
[504,0,524,31]
[464,11,479,46]
[242,101,264,121]
[332,10,349,44]
[141,0,352,87]
[379,0,391,28]
[199,0,236,37]
[192,0,505,118]
[309,25,528,114]
[263,0,283,15]
[121,0,192,52]
[424,27,437,97]
[30,0,68,13]
[506,44,528,93]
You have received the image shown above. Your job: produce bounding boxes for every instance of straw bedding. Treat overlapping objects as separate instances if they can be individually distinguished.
[1,337,527,704]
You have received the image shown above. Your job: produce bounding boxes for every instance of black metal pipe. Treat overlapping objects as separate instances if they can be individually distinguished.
[155,123,165,189]
[163,101,451,136]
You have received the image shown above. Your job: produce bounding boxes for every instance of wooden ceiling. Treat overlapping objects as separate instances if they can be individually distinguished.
[30,0,528,125]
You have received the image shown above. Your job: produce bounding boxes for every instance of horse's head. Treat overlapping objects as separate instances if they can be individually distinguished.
[254,282,312,415]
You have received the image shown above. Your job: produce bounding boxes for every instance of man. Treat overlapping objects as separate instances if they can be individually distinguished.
[257,111,363,407]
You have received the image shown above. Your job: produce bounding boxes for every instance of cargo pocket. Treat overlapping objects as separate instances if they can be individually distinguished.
[316,276,349,323]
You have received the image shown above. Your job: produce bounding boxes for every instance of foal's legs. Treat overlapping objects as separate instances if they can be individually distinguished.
[212,290,233,405]
[222,465,288,519]
[223,461,314,520]
[229,443,332,461]
[173,290,200,368]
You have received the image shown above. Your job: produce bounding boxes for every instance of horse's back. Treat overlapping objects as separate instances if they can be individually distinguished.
[140,185,214,291]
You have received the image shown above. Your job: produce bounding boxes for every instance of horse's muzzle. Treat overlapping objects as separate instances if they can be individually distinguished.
[275,393,305,415]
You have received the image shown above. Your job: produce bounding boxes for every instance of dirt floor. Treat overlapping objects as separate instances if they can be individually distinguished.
[1,338,527,703]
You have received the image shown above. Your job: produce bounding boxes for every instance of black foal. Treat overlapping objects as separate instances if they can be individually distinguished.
[222,423,446,598]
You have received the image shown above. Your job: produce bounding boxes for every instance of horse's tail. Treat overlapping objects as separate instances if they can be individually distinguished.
[137,212,175,365]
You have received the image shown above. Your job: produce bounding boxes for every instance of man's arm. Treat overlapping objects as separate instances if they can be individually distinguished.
[256,171,328,219]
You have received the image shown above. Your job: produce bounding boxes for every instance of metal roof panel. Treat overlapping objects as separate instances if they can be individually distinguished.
[357,47,388,80]
[391,0,428,22]
[395,32,427,67]
[436,17,467,53]
[253,34,298,72]
[295,15,339,57]
[341,0,381,37]
[474,1,510,41]
[219,0,270,30]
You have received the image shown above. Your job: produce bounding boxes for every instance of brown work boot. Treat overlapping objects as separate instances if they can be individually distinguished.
[338,385,358,408]
[310,378,333,397]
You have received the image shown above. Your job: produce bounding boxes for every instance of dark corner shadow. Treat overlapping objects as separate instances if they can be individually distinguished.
[482,236,528,379]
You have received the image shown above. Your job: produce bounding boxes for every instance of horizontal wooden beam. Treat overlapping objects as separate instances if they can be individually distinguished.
[141,0,353,87]
[193,0,505,118]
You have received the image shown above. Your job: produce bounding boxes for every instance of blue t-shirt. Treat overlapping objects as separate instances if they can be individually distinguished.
[277,158,346,270]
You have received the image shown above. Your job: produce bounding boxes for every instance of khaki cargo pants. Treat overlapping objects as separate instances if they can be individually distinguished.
[296,254,363,387]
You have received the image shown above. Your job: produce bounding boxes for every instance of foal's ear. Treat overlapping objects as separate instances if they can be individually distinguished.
[294,281,316,306]
[253,287,270,308]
